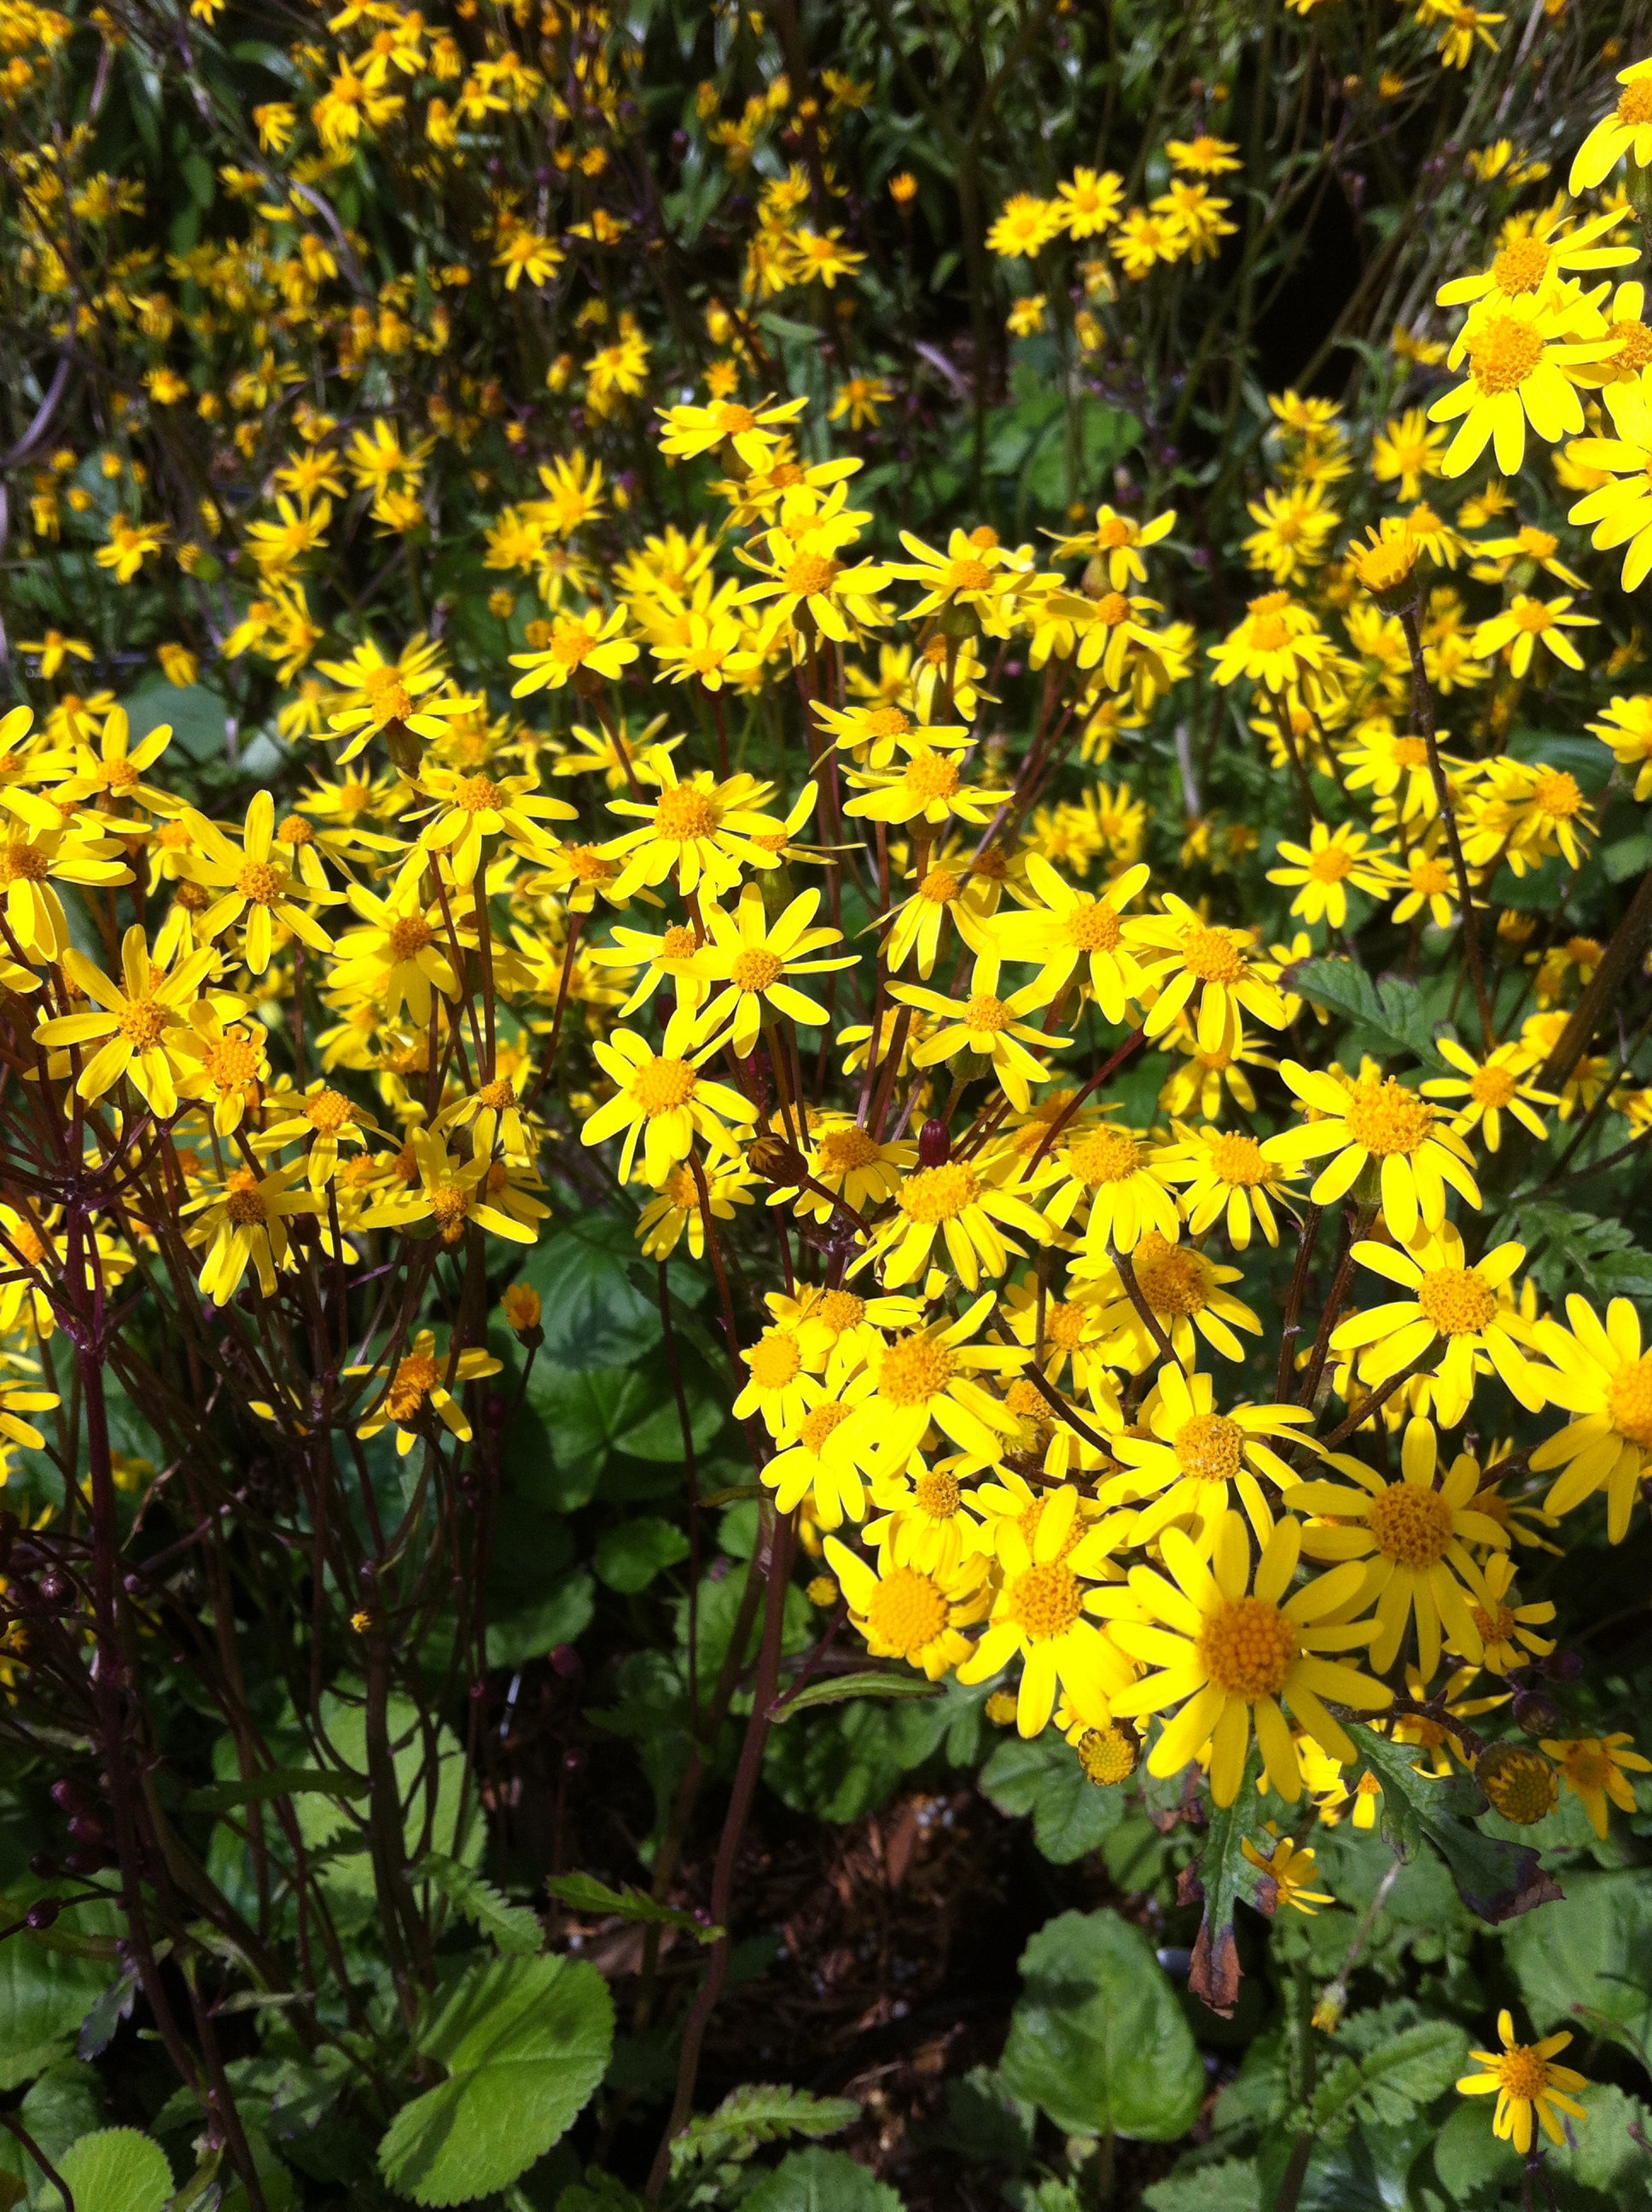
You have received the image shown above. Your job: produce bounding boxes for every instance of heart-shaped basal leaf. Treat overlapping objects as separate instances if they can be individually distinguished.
[377,1955,614,2206]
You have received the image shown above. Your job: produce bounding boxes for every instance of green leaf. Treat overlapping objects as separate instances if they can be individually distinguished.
[1547,2081,1652,2205]
[1291,961,1451,1074]
[544,1873,722,1942]
[486,1570,596,1668]
[669,2084,861,2173]
[594,1517,690,1594]
[416,1853,543,1955]
[998,1909,1204,2142]
[1503,1868,1652,2057]
[769,1671,940,1720]
[1143,2160,1260,2212]
[377,1956,614,2206]
[1492,1199,1652,1305]
[1182,1751,1273,2016]
[38,2130,170,2212]
[980,1733,1126,1864]
[520,1220,662,1368]
[742,2147,903,2212]
[1431,2096,1521,2202]
[0,2063,102,2201]
[187,1766,369,1814]
[1345,1723,1559,1925]
[1308,2011,1469,2143]
[0,1895,123,2091]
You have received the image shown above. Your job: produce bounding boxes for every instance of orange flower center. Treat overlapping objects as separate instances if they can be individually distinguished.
[1342,1075,1434,1156]
[1618,79,1652,126]
[0,845,49,884]
[920,867,962,905]
[654,785,719,841]
[1469,1063,1517,1107]
[1532,769,1582,818]
[1067,1126,1143,1187]
[747,1330,801,1391]
[865,1564,949,1656]
[1195,1595,1299,1700]
[899,1161,978,1224]
[913,1466,962,1518]
[305,1088,352,1133]
[784,553,839,598]
[1209,1132,1269,1185]
[878,1335,955,1406]
[386,1350,439,1422]
[631,1055,697,1115]
[1468,315,1545,394]
[1131,1230,1210,1317]
[451,774,503,812]
[1174,1412,1244,1481]
[1416,1266,1496,1336]
[1064,901,1122,951]
[946,557,993,594]
[1368,1482,1454,1568]
[964,992,1012,1034]
[904,754,961,804]
[1308,843,1355,883]
[118,997,168,1048]
[203,1033,261,1087]
[388,914,434,959]
[713,403,758,434]
[1006,1560,1082,1642]
[1491,236,1550,295]
[866,706,910,738]
[1181,925,1247,984]
[730,946,783,992]
[223,1168,267,1225]
[1044,1301,1090,1352]
[364,668,414,723]
[237,860,283,905]
[817,1126,881,1173]
[812,1289,864,1333]
[799,1399,851,1454]
[1609,1354,1652,1446]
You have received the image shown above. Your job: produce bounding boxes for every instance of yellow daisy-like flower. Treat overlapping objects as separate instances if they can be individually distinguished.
[1079,1230,1264,1371]
[1018,1115,1182,1256]
[184,1161,322,1307]
[1126,894,1287,1049]
[860,1154,1051,1294]
[771,1120,915,1226]
[1538,1733,1652,1840]
[838,1292,1023,1469]
[409,763,574,882]
[34,927,217,1118]
[509,604,637,696]
[1566,379,1652,591]
[736,523,893,649]
[889,527,1030,633]
[759,1384,875,1528]
[1158,1123,1303,1249]
[655,392,809,469]
[1428,291,1611,479]
[989,854,1150,1022]
[1469,592,1596,677]
[1420,1038,1556,1150]
[1455,2011,1587,2155]
[1533,1294,1652,1540]
[986,192,1064,259]
[956,1484,1137,1737]
[1569,55,1652,192]
[179,789,340,976]
[1463,1551,1556,1674]
[823,1526,992,1679]
[581,1004,759,1186]
[1101,1364,1318,1538]
[894,957,1067,1114]
[1588,692,1652,800]
[350,1330,503,1458]
[1047,504,1175,585]
[318,635,471,764]
[1207,591,1335,697]
[694,882,853,1058]
[329,874,459,1027]
[1240,1831,1334,1915]
[1331,1227,1543,1427]
[732,1322,815,1440]
[603,760,785,898]
[1436,204,1636,313]
[1293,1415,1507,1680]
[1265,1061,1480,1243]
[1111,1508,1391,1806]
[1266,823,1393,929]
[842,745,1013,832]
